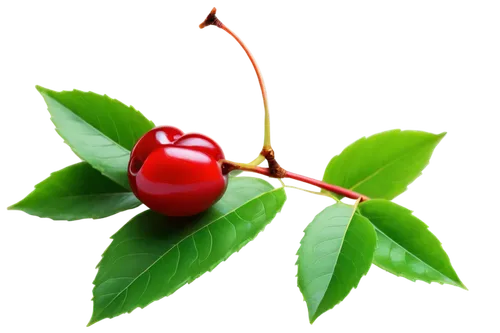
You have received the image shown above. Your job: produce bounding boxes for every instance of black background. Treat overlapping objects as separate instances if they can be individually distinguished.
[1,0,474,331]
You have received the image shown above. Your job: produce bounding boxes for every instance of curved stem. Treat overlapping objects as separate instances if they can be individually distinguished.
[200,8,271,150]
[201,9,363,203]
[248,154,266,166]
[220,160,369,202]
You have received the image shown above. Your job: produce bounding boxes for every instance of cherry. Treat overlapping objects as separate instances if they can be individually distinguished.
[128,127,228,217]
[174,133,225,161]
[128,126,184,194]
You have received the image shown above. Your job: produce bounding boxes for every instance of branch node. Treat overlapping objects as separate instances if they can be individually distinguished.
[261,148,286,178]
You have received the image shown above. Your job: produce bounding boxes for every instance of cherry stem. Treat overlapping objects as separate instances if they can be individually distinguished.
[220,160,370,202]
[202,9,367,203]
[200,8,272,152]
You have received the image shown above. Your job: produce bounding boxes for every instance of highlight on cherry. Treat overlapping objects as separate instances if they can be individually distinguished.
[8,7,466,326]
[128,126,228,217]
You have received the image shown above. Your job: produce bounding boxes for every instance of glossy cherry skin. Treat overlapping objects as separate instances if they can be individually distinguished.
[128,127,228,216]
[174,133,225,161]
[128,126,184,194]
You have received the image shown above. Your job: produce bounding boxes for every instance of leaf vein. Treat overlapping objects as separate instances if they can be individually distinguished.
[312,249,340,265]
[349,139,438,192]
[199,227,213,264]
[110,252,159,267]
[136,271,151,306]
[108,108,122,145]
[118,288,128,314]
[93,187,283,318]
[372,224,457,284]
[312,236,344,252]
[167,246,181,285]
[303,272,333,291]
[190,235,200,268]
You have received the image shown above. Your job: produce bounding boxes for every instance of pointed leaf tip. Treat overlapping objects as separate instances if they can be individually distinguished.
[358,199,465,289]
[297,203,376,323]
[322,129,447,200]
[3,197,25,214]
[434,129,448,140]
[33,82,53,96]
[307,319,318,328]
[8,162,141,220]
[89,177,286,324]
[458,280,472,294]
[37,87,155,188]
[3,203,16,213]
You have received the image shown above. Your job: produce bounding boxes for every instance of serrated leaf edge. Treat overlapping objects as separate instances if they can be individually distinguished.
[88,182,287,327]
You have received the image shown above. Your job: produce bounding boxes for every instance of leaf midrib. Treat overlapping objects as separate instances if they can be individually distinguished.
[348,138,439,193]
[32,192,135,201]
[9,193,136,210]
[314,203,358,318]
[94,187,283,319]
[43,92,130,152]
[369,219,459,286]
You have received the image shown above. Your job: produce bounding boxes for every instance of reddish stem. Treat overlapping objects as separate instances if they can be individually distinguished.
[200,7,271,148]
[221,161,369,202]
[204,9,368,203]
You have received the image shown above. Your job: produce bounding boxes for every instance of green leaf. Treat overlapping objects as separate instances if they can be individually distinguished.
[358,199,466,289]
[297,202,376,323]
[89,177,286,325]
[229,170,243,177]
[8,162,141,221]
[322,130,445,199]
[36,86,155,189]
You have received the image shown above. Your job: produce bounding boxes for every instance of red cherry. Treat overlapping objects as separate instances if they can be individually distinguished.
[173,133,225,161]
[128,126,183,194]
[128,127,228,216]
